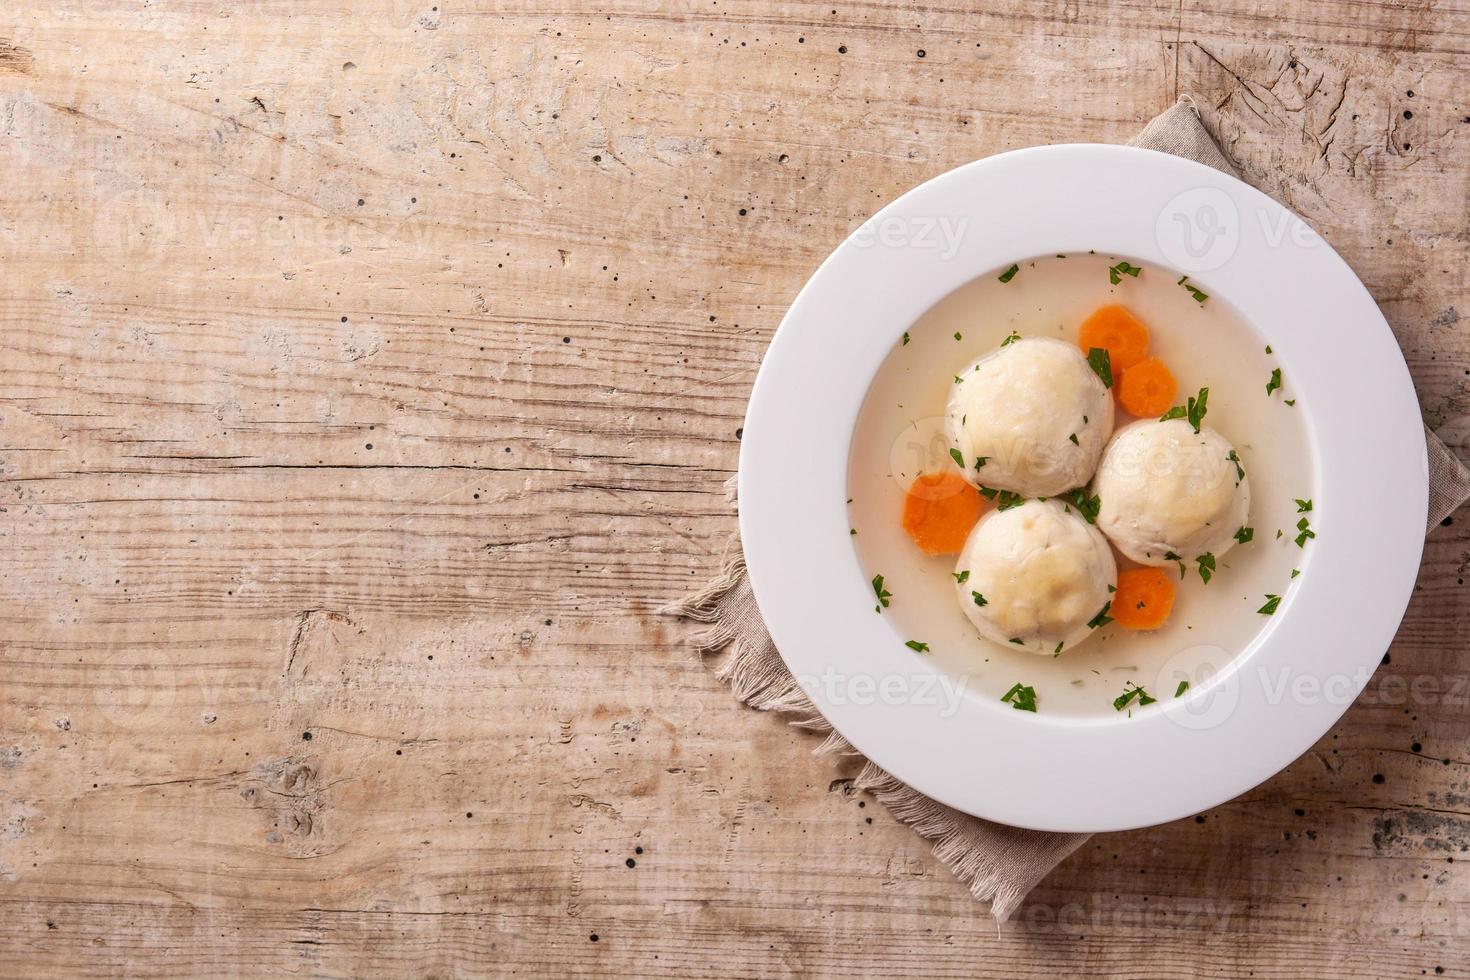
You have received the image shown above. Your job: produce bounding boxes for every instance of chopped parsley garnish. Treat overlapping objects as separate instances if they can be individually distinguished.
[1160,388,1209,430]
[850,528,857,535]
[1227,449,1244,482]
[1009,638,1025,645]
[974,456,989,471]
[1177,275,1208,303]
[1266,368,1283,397]
[1069,432,1080,445]
[1258,594,1282,615]
[1066,488,1101,524]
[1000,330,1021,346]
[978,486,998,500]
[1284,398,1296,407]
[1295,498,1313,513]
[904,640,930,653]
[953,375,965,384]
[1108,260,1141,285]
[1291,568,1301,579]
[1087,602,1114,629]
[1295,517,1315,548]
[1174,680,1190,698]
[1001,682,1038,712]
[872,574,892,611]
[1234,526,1254,544]
[1164,550,1186,577]
[995,490,1025,511]
[998,264,1020,284]
[1086,346,1113,388]
[971,591,988,607]
[954,331,963,341]
[953,570,970,584]
[902,331,910,346]
[949,447,964,469]
[1264,344,1273,354]
[1054,642,1064,655]
[1196,552,1216,584]
[1185,387,1210,433]
[1112,682,1156,711]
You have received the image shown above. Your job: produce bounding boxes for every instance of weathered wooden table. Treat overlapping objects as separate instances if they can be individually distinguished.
[3,2,1468,976]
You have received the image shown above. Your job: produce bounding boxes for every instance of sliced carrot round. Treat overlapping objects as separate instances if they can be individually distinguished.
[1078,304,1150,370]
[1117,356,1178,417]
[901,473,986,556]
[1109,567,1177,630]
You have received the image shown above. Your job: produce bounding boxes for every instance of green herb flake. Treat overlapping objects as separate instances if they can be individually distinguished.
[1227,449,1245,482]
[1234,526,1254,544]
[1177,275,1208,303]
[1295,498,1313,513]
[977,485,999,500]
[1284,398,1296,407]
[1009,638,1025,645]
[1164,550,1186,578]
[1067,488,1101,524]
[1174,680,1190,698]
[1159,405,1187,422]
[949,447,964,469]
[971,591,988,607]
[1295,517,1316,548]
[850,528,857,536]
[1291,568,1301,579]
[1264,344,1273,354]
[1069,432,1080,445]
[953,570,970,584]
[1258,594,1282,615]
[953,375,965,385]
[872,574,892,611]
[902,331,910,346]
[998,264,1020,284]
[1087,601,1114,629]
[1113,681,1155,711]
[1054,642,1064,655]
[953,331,963,342]
[1108,260,1141,285]
[1266,368,1283,397]
[1086,346,1113,388]
[1001,330,1021,346]
[974,456,989,471]
[995,490,1025,511]
[1196,552,1216,584]
[1186,386,1210,433]
[1001,682,1038,712]
[904,640,930,653]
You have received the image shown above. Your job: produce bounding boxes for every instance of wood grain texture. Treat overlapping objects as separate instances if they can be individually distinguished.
[2,2,1468,976]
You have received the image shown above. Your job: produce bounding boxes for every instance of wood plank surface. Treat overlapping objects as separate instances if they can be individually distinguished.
[2,2,1468,976]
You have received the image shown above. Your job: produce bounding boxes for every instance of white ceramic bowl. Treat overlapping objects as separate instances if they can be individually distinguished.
[738,144,1427,833]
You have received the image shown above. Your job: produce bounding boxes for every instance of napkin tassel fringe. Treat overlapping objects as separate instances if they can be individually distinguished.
[853,763,1080,921]
[660,546,854,753]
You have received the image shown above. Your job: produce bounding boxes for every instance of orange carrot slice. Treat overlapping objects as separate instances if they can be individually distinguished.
[1078,304,1150,370]
[1109,567,1177,630]
[902,473,986,556]
[1117,356,1178,417]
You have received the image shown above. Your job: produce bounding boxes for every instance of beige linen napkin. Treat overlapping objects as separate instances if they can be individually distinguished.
[666,97,1470,921]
